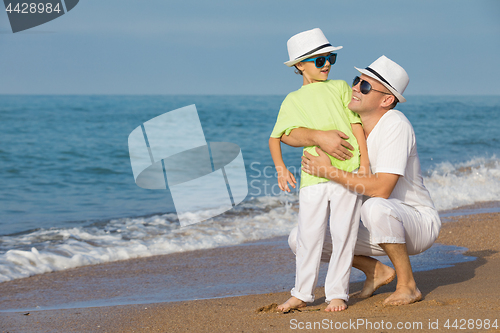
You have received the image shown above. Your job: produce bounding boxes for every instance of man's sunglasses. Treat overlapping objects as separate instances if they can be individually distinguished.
[352,76,391,95]
[301,53,337,68]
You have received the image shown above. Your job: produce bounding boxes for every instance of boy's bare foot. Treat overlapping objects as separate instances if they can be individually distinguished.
[325,299,347,312]
[277,297,306,312]
[383,286,422,306]
[352,262,396,299]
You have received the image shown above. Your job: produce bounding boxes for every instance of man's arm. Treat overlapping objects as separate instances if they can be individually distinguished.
[301,148,399,198]
[281,128,355,161]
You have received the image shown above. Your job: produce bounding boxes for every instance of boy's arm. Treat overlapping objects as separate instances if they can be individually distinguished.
[281,128,354,161]
[269,137,297,192]
[269,137,286,170]
[351,123,370,175]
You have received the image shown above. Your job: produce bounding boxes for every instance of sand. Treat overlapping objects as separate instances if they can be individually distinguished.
[1,211,500,332]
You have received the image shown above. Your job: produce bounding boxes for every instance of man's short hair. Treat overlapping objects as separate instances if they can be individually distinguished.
[389,98,398,110]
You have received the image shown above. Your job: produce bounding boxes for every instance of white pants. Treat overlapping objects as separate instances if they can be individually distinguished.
[291,182,361,303]
[289,197,441,267]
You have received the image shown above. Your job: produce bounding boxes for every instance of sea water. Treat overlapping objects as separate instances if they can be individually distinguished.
[0,94,499,283]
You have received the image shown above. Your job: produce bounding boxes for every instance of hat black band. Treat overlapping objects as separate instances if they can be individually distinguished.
[296,43,332,59]
[365,67,395,90]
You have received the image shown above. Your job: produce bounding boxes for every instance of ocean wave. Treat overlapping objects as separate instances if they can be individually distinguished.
[0,157,499,283]
[424,156,500,211]
[0,195,298,283]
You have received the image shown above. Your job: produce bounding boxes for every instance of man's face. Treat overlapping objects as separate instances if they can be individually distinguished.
[295,52,331,83]
[348,74,392,114]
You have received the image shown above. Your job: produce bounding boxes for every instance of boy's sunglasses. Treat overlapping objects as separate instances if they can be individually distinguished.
[301,53,337,68]
[352,76,391,95]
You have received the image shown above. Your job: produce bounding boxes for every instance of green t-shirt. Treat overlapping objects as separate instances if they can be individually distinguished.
[270,80,361,189]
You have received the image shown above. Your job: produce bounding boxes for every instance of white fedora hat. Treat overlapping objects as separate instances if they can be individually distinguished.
[284,28,342,67]
[355,55,409,103]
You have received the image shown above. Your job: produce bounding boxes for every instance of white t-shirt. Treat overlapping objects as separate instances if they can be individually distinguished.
[367,110,436,210]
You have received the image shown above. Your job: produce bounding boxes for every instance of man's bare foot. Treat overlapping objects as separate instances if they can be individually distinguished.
[352,262,396,299]
[383,286,422,306]
[325,299,347,312]
[277,297,306,312]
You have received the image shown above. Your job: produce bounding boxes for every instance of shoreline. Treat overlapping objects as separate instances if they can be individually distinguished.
[0,240,474,313]
[0,204,486,312]
[1,208,500,332]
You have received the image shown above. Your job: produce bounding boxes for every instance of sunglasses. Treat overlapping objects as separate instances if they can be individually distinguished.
[352,76,391,95]
[301,53,337,68]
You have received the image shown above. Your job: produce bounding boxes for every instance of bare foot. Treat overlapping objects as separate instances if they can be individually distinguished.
[277,297,306,312]
[383,286,422,306]
[352,262,396,299]
[325,299,347,312]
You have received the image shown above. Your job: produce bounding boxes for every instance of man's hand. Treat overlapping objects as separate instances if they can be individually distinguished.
[301,148,334,179]
[281,128,355,161]
[314,130,354,161]
[303,147,400,198]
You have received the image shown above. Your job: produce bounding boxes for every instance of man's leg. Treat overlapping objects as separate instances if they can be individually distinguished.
[353,198,438,305]
[378,243,421,305]
[352,248,420,305]
[351,255,395,299]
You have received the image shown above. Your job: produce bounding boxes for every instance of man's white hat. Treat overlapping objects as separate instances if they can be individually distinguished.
[284,28,342,67]
[355,55,409,103]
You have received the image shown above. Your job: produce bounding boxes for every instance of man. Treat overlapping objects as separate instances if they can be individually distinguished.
[282,55,441,305]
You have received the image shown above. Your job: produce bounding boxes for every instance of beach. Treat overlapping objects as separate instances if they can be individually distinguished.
[2,1,500,331]
[1,208,499,332]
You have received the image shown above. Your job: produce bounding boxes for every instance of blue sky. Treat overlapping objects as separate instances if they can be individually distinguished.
[1,0,499,95]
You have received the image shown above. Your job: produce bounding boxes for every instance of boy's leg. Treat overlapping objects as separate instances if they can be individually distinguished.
[291,183,330,303]
[323,183,361,309]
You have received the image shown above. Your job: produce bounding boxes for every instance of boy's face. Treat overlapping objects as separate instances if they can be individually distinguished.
[295,52,331,84]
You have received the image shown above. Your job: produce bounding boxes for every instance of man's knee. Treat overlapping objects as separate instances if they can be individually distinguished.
[361,198,395,226]
[360,197,405,240]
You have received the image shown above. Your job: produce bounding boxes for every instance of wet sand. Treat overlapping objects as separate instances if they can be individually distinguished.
[1,211,500,332]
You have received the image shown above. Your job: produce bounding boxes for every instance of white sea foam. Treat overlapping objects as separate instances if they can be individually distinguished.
[0,195,298,282]
[0,157,498,283]
[424,156,500,211]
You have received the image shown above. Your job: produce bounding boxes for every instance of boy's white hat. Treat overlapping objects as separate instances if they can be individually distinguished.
[284,28,342,67]
[355,55,409,103]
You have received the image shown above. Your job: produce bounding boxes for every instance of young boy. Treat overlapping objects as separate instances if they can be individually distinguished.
[269,28,369,312]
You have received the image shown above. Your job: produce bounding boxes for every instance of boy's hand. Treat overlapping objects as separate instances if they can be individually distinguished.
[276,167,297,192]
